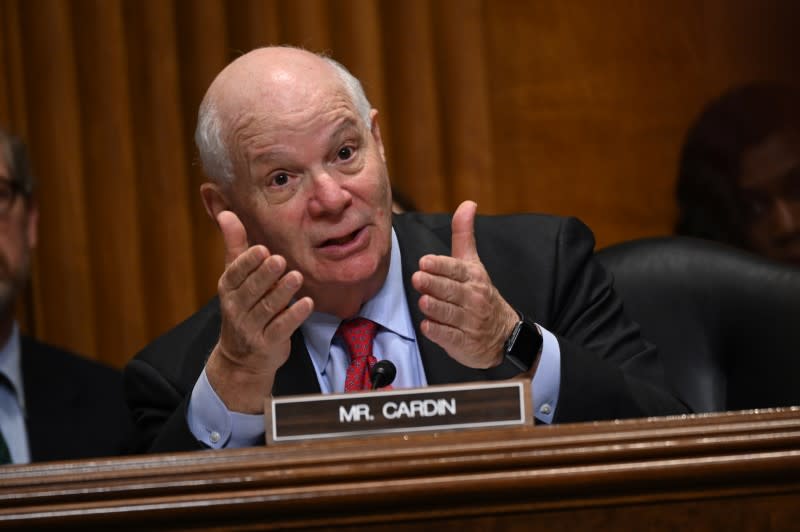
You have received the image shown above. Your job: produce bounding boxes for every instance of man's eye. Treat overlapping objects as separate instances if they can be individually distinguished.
[273,173,290,186]
[337,146,354,161]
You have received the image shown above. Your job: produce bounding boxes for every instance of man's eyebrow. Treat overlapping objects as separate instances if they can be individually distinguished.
[330,118,362,141]
[253,148,291,164]
[249,118,364,166]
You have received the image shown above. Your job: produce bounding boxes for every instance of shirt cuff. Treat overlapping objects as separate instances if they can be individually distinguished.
[531,325,560,424]
[187,369,265,448]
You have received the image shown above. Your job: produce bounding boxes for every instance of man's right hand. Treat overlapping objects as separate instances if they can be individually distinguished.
[205,210,314,413]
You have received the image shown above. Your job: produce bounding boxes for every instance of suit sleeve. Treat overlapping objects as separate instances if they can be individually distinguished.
[124,358,206,454]
[544,217,689,422]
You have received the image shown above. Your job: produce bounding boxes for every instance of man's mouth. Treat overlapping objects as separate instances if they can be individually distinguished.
[321,229,361,247]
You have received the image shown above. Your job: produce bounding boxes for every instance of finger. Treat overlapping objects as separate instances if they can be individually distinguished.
[412,270,464,304]
[218,245,269,292]
[418,294,465,328]
[248,268,302,324]
[420,319,464,353]
[451,200,479,261]
[264,296,315,342]
[418,255,471,282]
[218,210,250,268]
[230,254,287,311]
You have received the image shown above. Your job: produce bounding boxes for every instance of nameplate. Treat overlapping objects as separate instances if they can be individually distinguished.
[265,380,532,444]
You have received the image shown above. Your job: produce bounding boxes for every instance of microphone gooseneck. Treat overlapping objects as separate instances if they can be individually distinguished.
[370,360,397,390]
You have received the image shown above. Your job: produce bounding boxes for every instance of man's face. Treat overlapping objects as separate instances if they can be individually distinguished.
[0,152,37,315]
[220,86,393,314]
[738,130,800,267]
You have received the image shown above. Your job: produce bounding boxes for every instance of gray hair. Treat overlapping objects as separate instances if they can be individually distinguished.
[195,49,373,185]
[0,126,35,196]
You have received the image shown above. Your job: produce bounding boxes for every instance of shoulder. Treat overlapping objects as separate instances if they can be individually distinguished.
[475,212,593,248]
[22,336,122,384]
[21,337,126,421]
[128,297,221,389]
[21,337,133,460]
[393,210,593,253]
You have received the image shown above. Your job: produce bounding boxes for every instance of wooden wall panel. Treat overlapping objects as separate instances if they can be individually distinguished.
[0,1,24,130]
[226,0,281,55]
[485,0,800,246]
[280,0,332,51]
[16,0,98,358]
[123,0,199,342]
[174,0,228,309]
[0,0,798,367]
[0,0,34,335]
[71,0,148,360]
[329,0,390,161]
[380,0,448,212]
[431,0,496,211]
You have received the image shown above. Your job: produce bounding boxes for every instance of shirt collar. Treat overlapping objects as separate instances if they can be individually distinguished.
[301,228,415,371]
[0,322,25,412]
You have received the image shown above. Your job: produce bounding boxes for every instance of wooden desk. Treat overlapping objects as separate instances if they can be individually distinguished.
[2,409,800,530]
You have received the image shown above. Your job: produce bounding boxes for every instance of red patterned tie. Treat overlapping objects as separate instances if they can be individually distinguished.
[338,317,380,392]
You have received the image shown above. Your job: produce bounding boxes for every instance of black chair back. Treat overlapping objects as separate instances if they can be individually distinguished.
[596,237,800,413]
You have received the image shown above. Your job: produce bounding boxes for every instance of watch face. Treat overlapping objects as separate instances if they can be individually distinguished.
[505,319,542,372]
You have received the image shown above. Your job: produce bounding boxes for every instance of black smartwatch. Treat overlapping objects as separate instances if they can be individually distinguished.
[503,311,543,372]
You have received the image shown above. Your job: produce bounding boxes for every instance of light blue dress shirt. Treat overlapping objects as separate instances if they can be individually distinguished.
[188,229,561,448]
[0,323,31,464]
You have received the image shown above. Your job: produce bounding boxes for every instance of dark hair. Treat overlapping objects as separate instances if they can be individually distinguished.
[675,83,800,247]
[0,126,35,196]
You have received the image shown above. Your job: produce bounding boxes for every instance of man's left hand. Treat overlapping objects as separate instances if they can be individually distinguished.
[411,200,520,369]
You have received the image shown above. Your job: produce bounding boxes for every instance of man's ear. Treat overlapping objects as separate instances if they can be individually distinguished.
[369,109,386,162]
[200,182,230,226]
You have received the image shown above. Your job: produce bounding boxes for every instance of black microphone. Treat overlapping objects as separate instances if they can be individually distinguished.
[370,360,397,390]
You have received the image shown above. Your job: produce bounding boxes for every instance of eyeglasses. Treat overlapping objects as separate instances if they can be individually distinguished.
[0,179,28,216]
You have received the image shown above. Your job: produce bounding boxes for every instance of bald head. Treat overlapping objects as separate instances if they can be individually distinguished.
[195,47,372,184]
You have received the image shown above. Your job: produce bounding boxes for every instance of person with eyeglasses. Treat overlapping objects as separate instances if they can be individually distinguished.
[0,126,132,464]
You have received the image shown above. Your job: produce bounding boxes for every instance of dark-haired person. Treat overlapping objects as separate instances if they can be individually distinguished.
[676,83,800,267]
[0,127,132,464]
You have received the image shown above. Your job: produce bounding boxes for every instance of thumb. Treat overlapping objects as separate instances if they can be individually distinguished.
[451,200,479,261]
[217,210,249,267]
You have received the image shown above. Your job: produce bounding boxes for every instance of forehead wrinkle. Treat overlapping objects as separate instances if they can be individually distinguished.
[251,117,363,167]
[233,95,364,165]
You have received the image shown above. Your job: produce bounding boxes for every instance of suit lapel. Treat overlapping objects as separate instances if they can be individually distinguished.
[393,215,488,385]
[20,337,80,461]
[272,331,321,396]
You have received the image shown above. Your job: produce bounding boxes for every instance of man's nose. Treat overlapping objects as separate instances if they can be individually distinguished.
[307,170,351,217]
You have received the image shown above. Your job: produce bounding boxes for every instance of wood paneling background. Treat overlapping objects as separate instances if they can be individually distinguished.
[0,0,798,368]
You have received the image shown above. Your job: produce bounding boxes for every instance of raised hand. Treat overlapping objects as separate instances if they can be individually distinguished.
[205,210,314,413]
[411,200,519,369]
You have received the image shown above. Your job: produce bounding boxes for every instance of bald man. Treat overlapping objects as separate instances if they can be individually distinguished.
[124,47,687,453]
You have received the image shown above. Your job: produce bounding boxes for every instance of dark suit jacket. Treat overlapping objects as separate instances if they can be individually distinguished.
[22,336,133,462]
[125,212,688,453]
